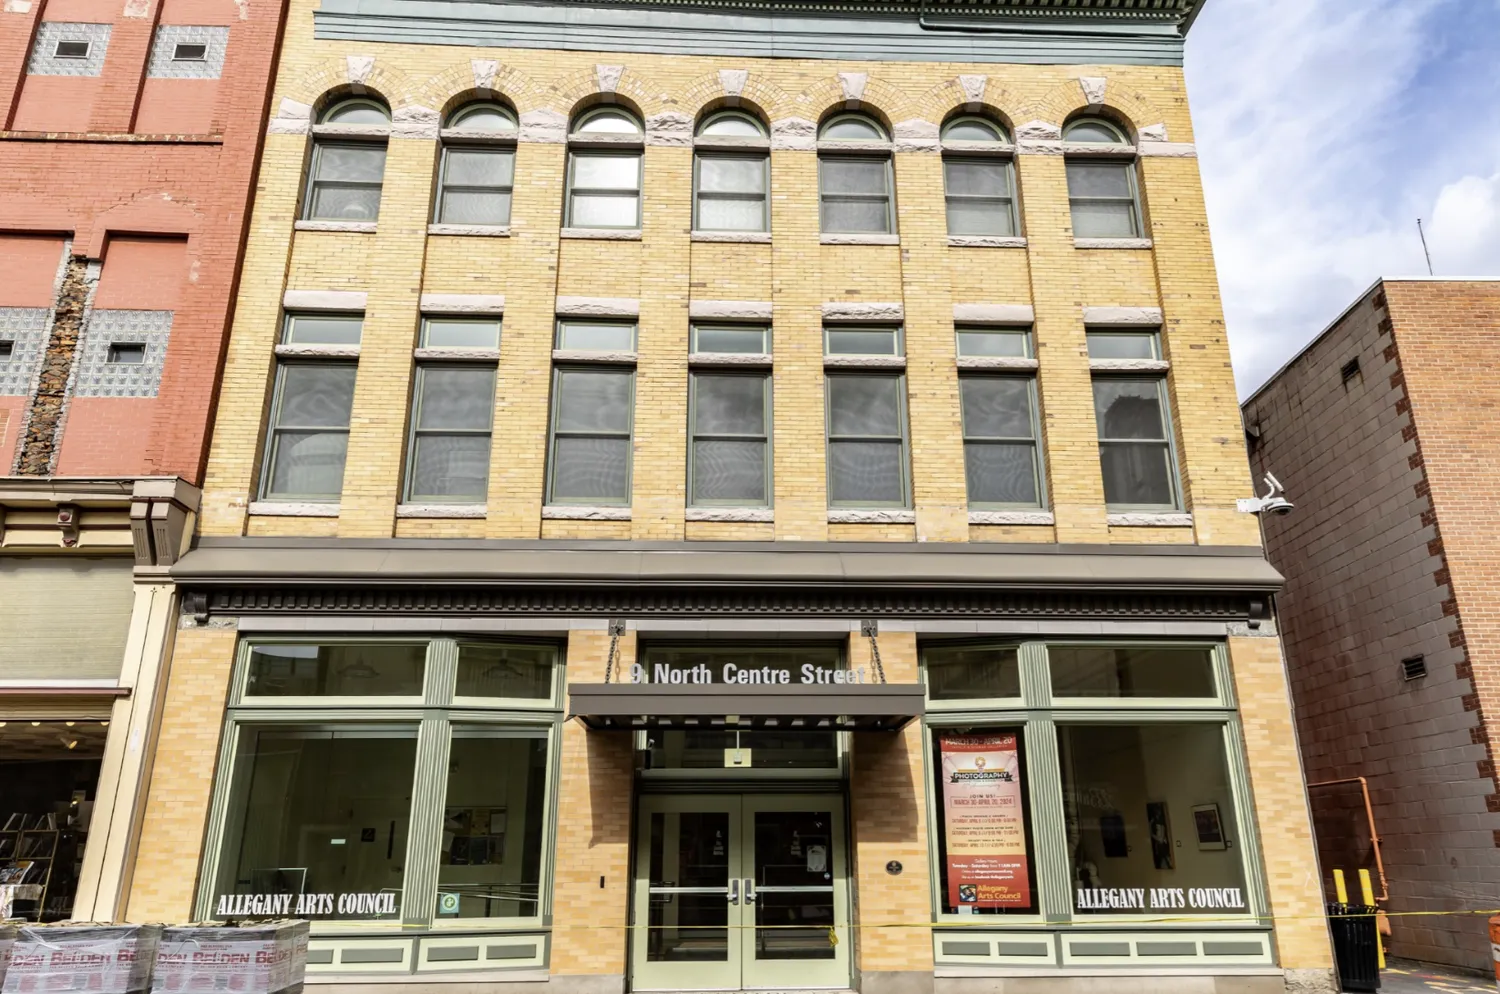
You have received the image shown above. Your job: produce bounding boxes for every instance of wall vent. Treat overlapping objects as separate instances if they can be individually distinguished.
[1401,654,1427,681]
[1340,357,1362,387]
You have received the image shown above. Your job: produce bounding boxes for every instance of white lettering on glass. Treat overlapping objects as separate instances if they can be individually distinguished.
[627,664,869,686]
[214,891,397,918]
[1075,887,1245,911]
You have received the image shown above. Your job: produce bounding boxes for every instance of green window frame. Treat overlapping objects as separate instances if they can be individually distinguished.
[403,363,497,504]
[195,637,565,935]
[688,370,772,508]
[824,372,911,509]
[959,374,1046,510]
[258,314,362,502]
[545,364,636,506]
[920,640,1267,927]
[303,99,390,223]
[693,152,769,233]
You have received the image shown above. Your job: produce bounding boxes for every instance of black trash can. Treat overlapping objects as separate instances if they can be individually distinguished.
[1328,902,1381,992]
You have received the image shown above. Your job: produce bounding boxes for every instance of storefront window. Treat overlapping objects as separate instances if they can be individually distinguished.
[203,639,560,929]
[930,727,1036,915]
[437,729,548,919]
[245,643,425,697]
[925,645,1020,701]
[1058,723,1247,915]
[214,727,417,920]
[1049,645,1215,699]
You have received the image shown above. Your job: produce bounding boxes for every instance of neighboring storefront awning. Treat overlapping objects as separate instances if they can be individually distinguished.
[568,683,925,731]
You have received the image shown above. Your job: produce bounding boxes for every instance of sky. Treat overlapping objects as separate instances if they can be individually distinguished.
[1183,0,1500,398]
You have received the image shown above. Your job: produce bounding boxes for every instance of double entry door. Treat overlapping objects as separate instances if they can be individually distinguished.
[631,795,850,991]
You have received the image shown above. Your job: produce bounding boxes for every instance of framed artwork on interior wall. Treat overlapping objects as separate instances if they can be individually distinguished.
[1146,801,1173,870]
[1099,813,1127,858]
[1192,803,1227,851]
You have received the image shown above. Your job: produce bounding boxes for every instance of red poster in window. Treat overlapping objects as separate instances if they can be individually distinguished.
[939,733,1030,909]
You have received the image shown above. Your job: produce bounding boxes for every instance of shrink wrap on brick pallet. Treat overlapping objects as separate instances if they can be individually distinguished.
[0,924,16,990]
[150,920,308,994]
[2,924,161,994]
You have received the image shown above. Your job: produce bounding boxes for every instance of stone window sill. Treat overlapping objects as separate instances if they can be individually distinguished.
[691,230,771,243]
[413,347,500,362]
[294,220,376,234]
[969,510,1055,525]
[396,504,486,518]
[686,507,774,522]
[552,349,637,365]
[823,302,904,322]
[956,356,1038,371]
[248,501,339,517]
[824,355,906,369]
[428,223,510,237]
[1108,512,1193,527]
[543,505,631,520]
[827,508,915,524]
[274,344,360,358]
[561,227,642,241]
[820,233,899,246]
[689,352,772,368]
[419,293,505,315]
[1074,237,1153,250]
[948,235,1027,249]
[1090,359,1170,373]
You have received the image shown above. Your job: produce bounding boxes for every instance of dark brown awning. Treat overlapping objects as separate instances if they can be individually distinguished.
[568,682,924,732]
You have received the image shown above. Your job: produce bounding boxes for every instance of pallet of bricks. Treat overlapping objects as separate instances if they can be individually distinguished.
[0,920,307,994]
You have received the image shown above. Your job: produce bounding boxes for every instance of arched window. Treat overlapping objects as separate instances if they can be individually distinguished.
[435,102,517,227]
[694,111,769,234]
[565,107,644,229]
[941,116,1017,237]
[304,98,391,222]
[1062,117,1140,239]
[817,114,893,235]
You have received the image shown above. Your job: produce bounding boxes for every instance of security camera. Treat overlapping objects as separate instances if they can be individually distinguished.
[1237,473,1294,516]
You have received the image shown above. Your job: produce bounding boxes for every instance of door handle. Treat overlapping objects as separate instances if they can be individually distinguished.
[744,879,756,904]
[728,878,739,905]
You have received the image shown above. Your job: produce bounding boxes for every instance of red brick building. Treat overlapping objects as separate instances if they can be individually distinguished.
[0,0,284,922]
[1242,279,1500,972]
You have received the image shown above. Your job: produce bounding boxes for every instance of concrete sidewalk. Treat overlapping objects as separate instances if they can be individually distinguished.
[1363,959,1495,993]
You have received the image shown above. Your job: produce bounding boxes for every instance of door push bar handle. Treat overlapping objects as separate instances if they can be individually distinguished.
[728,879,739,905]
[744,879,757,904]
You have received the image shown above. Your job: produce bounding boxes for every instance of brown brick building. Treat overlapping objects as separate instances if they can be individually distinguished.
[0,0,285,923]
[1242,278,1500,973]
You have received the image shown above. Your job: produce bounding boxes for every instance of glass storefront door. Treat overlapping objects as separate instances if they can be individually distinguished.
[631,795,849,991]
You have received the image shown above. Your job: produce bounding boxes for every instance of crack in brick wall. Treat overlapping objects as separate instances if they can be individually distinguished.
[16,255,97,475]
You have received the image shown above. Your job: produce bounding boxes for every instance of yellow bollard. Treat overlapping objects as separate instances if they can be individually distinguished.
[1358,869,1384,970]
[1333,868,1349,904]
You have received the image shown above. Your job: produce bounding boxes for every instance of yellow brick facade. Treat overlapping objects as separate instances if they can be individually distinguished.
[134,6,1332,993]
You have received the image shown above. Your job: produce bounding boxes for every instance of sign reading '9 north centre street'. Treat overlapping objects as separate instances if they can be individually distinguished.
[629,663,875,685]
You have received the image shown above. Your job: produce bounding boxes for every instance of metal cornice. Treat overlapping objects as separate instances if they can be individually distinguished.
[540,0,1201,21]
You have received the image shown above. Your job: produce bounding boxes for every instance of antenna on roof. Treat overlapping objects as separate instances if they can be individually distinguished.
[1417,218,1434,276]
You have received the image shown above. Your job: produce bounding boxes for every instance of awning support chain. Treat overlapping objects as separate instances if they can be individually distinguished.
[861,618,887,684]
[603,618,626,683]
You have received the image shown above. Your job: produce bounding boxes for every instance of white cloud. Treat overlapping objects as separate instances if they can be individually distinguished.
[1185,0,1500,396]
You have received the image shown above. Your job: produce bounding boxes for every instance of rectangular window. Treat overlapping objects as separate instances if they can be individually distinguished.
[547,367,634,505]
[944,158,1017,236]
[54,40,90,58]
[925,644,1021,702]
[931,727,1037,914]
[214,725,418,921]
[1086,330,1158,360]
[556,320,636,353]
[955,327,1029,358]
[436,145,514,226]
[305,142,387,222]
[690,372,770,507]
[245,643,426,698]
[285,314,363,345]
[405,365,495,503]
[819,157,893,234]
[567,152,641,229]
[437,728,549,919]
[695,153,768,232]
[263,363,357,500]
[207,638,561,927]
[423,317,501,349]
[825,326,901,356]
[106,342,146,365]
[1092,377,1178,509]
[0,341,14,359]
[1065,160,1140,239]
[825,373,908,507]
[960,376,1043,508]
[1049,645,1216,700]
[1059,723,1247,915]
[691,324,769,355]
[171,42,207,60]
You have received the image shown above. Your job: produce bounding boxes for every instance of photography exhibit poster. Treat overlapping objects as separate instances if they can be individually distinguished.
[939,732,1031,909]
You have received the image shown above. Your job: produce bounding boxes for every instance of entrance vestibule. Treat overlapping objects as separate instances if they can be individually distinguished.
[631,794,850,992]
